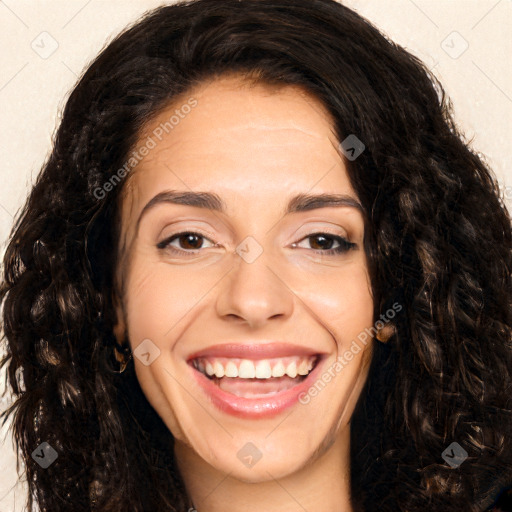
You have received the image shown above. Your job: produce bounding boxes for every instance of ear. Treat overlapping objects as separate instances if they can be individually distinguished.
[376,322,396,343]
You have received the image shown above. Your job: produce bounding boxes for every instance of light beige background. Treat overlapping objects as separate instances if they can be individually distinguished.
[1,1,511,510]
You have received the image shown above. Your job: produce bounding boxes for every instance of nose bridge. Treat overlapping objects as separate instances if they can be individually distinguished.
[216,236,294,326]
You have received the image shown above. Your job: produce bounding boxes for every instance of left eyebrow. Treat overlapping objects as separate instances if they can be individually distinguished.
[285,192,364,215]
[136,190,364,232]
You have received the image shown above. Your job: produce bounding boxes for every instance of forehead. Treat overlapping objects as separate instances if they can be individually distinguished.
[118,75,358,235]
[124,76,352,201]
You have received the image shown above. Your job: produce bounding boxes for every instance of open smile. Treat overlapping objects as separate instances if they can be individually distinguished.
[187,343,326,418]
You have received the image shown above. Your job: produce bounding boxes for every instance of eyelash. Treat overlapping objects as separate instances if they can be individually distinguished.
[156,231,357,256]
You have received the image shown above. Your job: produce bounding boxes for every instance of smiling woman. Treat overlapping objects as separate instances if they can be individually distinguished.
[113,77,374,509]
[1,0,512,511]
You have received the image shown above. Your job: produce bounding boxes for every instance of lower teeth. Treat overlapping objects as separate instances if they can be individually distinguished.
[213,375,307,397]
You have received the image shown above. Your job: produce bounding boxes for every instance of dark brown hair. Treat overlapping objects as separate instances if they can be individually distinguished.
[1,0,511,510]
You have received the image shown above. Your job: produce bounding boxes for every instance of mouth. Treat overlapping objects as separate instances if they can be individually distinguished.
[187,344,325,418]
[192,354,317,393]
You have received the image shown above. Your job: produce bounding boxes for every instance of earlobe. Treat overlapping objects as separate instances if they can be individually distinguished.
[376,322,396,343]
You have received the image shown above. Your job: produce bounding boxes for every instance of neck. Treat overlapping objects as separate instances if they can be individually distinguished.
[175,427,354,512]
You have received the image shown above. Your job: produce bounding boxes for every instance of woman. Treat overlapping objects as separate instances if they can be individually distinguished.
[1,0,511,510]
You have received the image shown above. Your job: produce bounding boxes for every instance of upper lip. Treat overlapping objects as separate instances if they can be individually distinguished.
[187,342,325,361]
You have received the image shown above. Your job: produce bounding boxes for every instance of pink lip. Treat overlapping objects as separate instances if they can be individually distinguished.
[187,342,321,361]
[188,345,326,419]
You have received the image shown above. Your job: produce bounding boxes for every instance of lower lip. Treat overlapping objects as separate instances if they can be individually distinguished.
[190,358,324,419]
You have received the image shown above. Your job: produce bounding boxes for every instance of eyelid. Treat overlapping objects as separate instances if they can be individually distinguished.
[156,230,218,251]
[296,231,351,243]
[157,221,220,243]
[292,232,357,253]
[292,224,351,242]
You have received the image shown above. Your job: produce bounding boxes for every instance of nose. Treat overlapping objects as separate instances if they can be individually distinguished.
[215,250,295,329]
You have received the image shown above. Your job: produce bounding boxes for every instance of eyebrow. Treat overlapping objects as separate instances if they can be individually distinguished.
[136,190,364,231]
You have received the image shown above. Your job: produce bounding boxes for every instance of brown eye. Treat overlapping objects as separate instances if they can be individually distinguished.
[175,233,204,250]
[294,233,357,255]
[308,234,336,250]
[157,232,216,253]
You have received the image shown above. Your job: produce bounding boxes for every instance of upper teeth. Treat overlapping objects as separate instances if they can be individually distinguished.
[193,356,316,379]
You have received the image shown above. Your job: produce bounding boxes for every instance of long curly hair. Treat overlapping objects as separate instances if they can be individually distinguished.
[1,0,511,510]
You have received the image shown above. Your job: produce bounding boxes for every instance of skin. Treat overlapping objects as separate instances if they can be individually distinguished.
[113,74,375,512]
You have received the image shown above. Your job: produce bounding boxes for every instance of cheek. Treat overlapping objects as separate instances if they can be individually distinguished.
[122,250,231,348]
[304,263,374,342]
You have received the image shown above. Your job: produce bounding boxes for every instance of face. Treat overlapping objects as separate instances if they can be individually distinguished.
[114,74,374,482]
